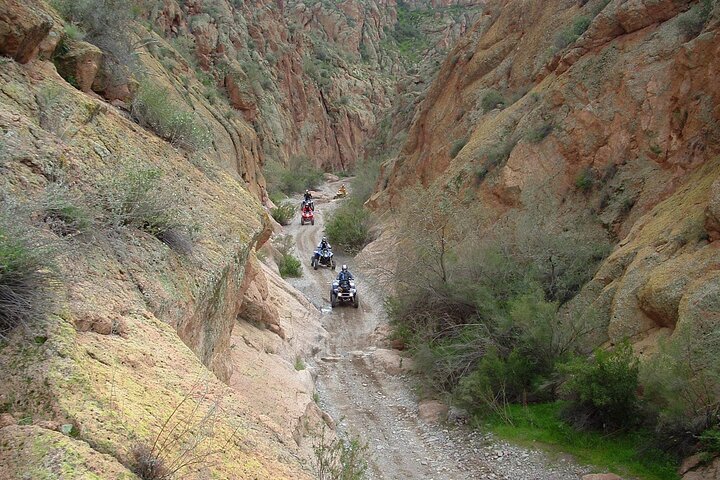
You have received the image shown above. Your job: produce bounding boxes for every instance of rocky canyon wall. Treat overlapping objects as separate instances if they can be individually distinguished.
[372,0,720,353]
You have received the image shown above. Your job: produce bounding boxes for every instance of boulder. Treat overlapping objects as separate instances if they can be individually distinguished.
[682,457,720,480]
[0,413,16,429]
[0,0,53,63]
[371,348,415,376]
[53,39,103,92]
[418,399,448,424]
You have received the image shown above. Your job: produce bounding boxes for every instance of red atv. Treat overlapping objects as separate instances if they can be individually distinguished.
[300,204,314,225]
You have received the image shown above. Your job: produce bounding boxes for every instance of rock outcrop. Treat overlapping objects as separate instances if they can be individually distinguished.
[371,0,720,355]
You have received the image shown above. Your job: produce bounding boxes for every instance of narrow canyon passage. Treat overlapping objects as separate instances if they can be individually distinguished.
[283,180,589,480]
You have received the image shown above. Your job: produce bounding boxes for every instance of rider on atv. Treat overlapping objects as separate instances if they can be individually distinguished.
[318,236,331,252]
[304,189,312,202]
[337,264,353,283]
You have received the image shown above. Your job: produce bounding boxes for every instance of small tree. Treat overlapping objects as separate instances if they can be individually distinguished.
[558,342,640,431]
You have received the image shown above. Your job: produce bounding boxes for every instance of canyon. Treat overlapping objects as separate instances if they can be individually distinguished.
[0,0,719,479]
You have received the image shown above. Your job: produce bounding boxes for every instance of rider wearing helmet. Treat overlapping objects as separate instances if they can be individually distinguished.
[304,189,312,202]
[337,264,353,283]
[318,236,330,251]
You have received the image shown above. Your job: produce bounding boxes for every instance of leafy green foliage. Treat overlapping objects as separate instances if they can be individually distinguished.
[450,137,468,158]
[271,202,296,226]
[294,356,306,371]
[348,158,381,204]
[264,157,324,197]
[487,403,680,480]
[100,162,187,245]
[558,342,640,431]
[50,0,136,82]
[388,187,611,415]
[481,90,506,113]
[313,426,369,480]
[43,184,92,236]
[526,122,554,144]
[575,167,594,191]
[325,198,370,253]
[132,82,212,151]
[554,16,591,50]
[273,235,302,278]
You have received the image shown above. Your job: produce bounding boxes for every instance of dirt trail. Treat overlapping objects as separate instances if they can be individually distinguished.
[283,180,590,480]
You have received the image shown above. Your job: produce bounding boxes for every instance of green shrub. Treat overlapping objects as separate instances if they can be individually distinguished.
[450,137,468,159]
[63,23,86,41]
[526,122,554,144]
[483,137,518,169]
[0,221,56,337]
[273,234,302,278]
[264,157,324,196]
[271,202,296,226]
[641,324,720,456]
[313,426,368,480]
[558,342,640,431]
[324,198,370,252]
[350,158,382,203]
[100,163,186,243]
[481,90,506,113]
[132,81,212,151]
[387,187,611,407]
[554,16,591,50]
[700,428,720,454]
[43,184,92,236]
[575,167,594,191]
[50,0,136,83]
[294,356,306,371]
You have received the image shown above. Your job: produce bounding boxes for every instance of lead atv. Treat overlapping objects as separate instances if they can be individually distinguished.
[330,278,358,308]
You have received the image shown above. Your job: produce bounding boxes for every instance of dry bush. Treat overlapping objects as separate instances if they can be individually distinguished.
[0,207,58,338]
[129,384,241,480]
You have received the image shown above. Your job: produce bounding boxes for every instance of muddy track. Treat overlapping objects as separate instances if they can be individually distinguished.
[284,180,590,480]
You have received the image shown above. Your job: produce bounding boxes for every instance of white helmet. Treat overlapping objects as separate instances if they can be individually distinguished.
[341,264,348,271]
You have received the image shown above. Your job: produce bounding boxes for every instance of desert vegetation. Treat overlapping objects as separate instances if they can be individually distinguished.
[386,184,718,478]
[324,159,380,252]
[264,156,325,197]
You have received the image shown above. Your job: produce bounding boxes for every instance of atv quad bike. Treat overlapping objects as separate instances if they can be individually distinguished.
[311,248,335,270]
[330,279,358,308]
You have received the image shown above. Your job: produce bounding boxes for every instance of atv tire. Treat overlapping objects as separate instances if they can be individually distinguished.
[353,294,359,309]
[331,293,338,308]
[331,260,336,270]
[311,219,315,225]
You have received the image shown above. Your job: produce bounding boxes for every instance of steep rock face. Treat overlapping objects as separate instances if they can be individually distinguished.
[140,0,483,172]
[372,0,720,350]
[0,1,331,474]
[0,0,53,63]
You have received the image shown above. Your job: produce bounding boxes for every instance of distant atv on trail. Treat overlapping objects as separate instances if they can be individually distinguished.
[333,184,348,199]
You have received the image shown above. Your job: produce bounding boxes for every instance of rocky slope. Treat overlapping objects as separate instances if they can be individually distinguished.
[372,0,720,353]
[0,0,487,477]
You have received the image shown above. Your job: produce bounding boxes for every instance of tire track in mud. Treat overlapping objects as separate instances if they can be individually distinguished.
[282,180,590,480]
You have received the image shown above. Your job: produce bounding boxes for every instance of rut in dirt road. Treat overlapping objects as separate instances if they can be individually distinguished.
[284,180,590,480]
